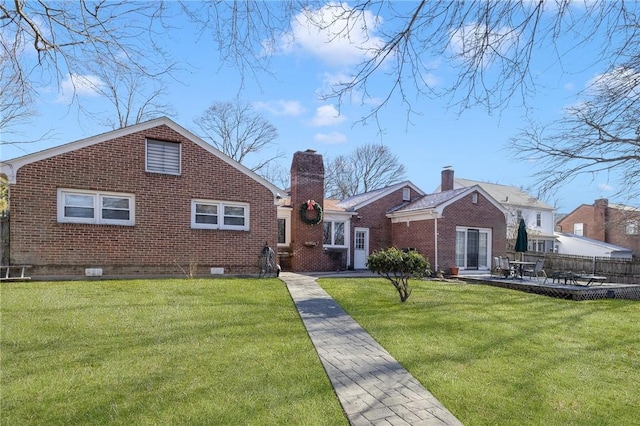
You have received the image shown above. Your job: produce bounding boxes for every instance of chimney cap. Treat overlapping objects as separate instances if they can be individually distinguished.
[305,149,317,153]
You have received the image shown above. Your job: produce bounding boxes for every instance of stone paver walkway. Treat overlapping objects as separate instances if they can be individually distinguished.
[280,272,462,426]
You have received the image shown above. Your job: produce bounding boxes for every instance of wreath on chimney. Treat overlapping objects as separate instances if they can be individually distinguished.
[300,200,323,225]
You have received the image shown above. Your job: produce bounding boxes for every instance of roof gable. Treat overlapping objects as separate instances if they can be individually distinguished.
[336,181,425,211]
[1,117,282,198]
[390,185,507,219]
[451,178,554,210]
[556,204,592,225]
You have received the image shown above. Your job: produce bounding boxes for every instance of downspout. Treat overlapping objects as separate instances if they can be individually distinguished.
[434,215,438,273]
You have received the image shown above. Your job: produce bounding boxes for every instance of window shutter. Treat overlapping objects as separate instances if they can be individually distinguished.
[147,139,180,174]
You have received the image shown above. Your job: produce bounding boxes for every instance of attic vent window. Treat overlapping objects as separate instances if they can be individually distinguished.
[472,193,478,204]
[146,139,181,175]
[403,188,410,201]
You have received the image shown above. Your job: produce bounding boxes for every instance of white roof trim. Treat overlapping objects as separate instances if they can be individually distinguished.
[1,117,283,200]
[389,209,439,223]
[341,181,426,211]
[388,185,508,221]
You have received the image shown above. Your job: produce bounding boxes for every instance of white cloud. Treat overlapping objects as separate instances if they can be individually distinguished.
[598,183,615,192]
[314,131,347,144]
[311,104,346,126]
[316,71,382,105]
[252,100,305,116]
[587,66,640,98]
[57,74,103,102]
[421,72,440,88]
[279,3,384,67]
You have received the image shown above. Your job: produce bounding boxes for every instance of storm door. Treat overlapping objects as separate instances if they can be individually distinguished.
[353,228,369,269]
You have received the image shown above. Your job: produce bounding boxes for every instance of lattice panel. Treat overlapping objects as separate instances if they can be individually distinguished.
[476,279,640,301]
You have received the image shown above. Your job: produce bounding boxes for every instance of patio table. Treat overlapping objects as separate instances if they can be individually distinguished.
[509,260,536,279]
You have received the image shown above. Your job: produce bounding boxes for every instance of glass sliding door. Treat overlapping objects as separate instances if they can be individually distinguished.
[456,227,492,270]
[466,229,479,269]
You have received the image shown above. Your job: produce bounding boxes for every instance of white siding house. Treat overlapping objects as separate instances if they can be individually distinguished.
[437,175,556,253]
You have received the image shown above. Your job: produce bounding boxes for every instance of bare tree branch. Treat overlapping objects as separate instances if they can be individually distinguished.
[190,1,638,121]
[0,1,176,132]
[325,143,406,199]
[511,64,640,202]
[193,100,283,174]
[75,57,176,129]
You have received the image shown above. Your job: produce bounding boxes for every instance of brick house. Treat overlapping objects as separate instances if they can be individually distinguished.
[279,153,508,273]
[1,117,282,277]
[2,119,509,277]
[556,199,640,258]
[388,184,508,273]
[435,170,556,253]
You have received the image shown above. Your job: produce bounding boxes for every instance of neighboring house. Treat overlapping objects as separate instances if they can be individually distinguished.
[1,117,282,277]
[436,170,557,253]
[554,232,633,260]
[556,199,640,258]
[278,160,508,273]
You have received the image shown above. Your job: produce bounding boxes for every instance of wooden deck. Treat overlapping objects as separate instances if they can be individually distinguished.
[460,274,640,301]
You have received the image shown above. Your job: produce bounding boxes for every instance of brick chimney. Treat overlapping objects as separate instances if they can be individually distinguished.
[441,168,454,191]
[593,198,609,241]
[290,149,325,272]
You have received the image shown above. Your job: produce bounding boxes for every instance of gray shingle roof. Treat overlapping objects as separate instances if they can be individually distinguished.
[336,181,422,211]
[337,186,394,210]
[454,178,553,210]
[395,187,470,213]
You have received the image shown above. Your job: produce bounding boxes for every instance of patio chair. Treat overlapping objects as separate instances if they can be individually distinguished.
[492,256,502,277]
[499,257,515,278]
[523,259,546,280]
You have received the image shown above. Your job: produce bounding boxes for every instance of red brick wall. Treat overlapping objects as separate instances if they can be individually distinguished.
[391,192,507,271]
[557,204,594,237]
[558,200,639,256]
[606,208,640,255]
[347,185,422,266]
[289,150,329,272]
[9,125,277,277]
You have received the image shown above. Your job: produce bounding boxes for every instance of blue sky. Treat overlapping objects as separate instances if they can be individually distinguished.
[2,1,632,212]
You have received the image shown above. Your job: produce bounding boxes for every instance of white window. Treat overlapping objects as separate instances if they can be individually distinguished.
[277,218,286,244]
[455,230,466,266]
[626,220,639,235]
[146,139,181,175]
[277,211,291,246]
[191,200,249,231]
[402,188,410,201]
[536,212,542,227]
[574,223,584,236]
[516,210,522,220]
[472,193,478,204]
[323,221,346,246]
[58,189,135,226]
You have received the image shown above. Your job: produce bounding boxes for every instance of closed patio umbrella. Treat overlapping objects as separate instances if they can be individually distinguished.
[514,218,528,258]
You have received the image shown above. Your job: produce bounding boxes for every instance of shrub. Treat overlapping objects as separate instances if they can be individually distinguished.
[366,247,430,302]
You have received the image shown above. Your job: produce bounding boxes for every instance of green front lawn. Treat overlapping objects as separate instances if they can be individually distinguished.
[3,277,638,425]
[319,278,640,426]
[1,279,346,426]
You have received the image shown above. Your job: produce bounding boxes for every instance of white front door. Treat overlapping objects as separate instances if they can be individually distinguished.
[354,227,369,269]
